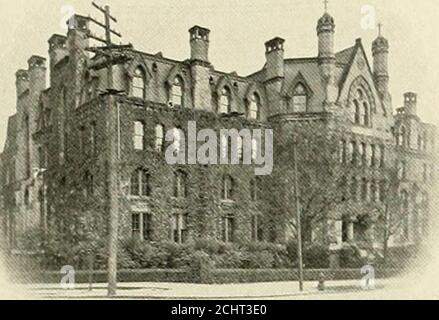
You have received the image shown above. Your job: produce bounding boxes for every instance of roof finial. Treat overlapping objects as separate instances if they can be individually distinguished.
[378,22,383,36]
[323,0,329,13]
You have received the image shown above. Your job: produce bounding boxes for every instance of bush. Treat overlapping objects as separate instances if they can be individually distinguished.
[303,243,329,269]
[340,244,365,268]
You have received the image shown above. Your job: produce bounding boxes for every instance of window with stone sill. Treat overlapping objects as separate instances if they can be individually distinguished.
[130,169,151,197]
[222,216,235,243]
[172,213,188,244]
[222,175,234,201]
[219,87,232,114]
[155,124,165,153]
[171,76,183,107]
[292,83,307,112]
[132,67,146,99]
[133,121,145,151]
[249,93,261,120]
[173,171,188,198]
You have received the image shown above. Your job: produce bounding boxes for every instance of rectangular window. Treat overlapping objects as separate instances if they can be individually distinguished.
[172,214,188,244]
[132,213,140,236]
[292,96,307,112]
[143,213,152,241]
[251,215,263,242]
[222,216,235,243]
[134,121,145,150]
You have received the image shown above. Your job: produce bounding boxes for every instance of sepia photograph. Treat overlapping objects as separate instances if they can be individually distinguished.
[0,0,438,306]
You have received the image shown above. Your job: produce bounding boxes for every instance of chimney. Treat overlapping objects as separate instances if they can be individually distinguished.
[404,92,417,115]
[27,56,47,93]
[264,37,285,81]
[48,34,68,71]
[15,69,29,98]
[189,26,210,63]
[67,14,90,54]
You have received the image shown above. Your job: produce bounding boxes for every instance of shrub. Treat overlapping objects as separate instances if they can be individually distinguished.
[303,243,329,269]
[340,244,365,268]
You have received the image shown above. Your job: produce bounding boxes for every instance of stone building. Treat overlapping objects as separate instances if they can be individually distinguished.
[0,9,435,266]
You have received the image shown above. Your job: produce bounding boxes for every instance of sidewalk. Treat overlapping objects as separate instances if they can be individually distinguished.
[21,278,403,300]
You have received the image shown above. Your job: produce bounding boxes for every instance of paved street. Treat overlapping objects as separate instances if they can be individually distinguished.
[4,277,433,300]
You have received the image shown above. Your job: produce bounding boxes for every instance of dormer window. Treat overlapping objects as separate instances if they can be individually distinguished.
[133,67,145,99]
[292,83,307,112]
[249,93,261,120]
[171,76,183,107]
[219,87,231,114]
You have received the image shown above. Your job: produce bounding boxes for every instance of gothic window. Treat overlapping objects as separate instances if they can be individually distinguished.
[368,144,375,167]
[222,175,234,201]
[155,124,165,152]
[171,76,183,107]
[172,213,188,244]
[351,87,371,126]
[219,87,231,114]
[131,213,140,236]
[249,93,261,120]
[173,171,187,198]
[349,141,357,165]
[132,67,145,99]
[360,143,367,166]
[292,83,307,112]
[133,121,145,150]
[131,169,151,197]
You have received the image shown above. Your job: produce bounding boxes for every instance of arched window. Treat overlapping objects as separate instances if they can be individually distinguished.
[363,102,369,126]
[354,100,361,124]
[222,175,234,201]
[173,170,187,198]
[249,93,261,120]
[155,124,165,152]
[219,87,231,114]
[133,121,145,150]
[132,67,145,98]
[292,83,307,112]
[131,169,151,197]
[171,76,183,107]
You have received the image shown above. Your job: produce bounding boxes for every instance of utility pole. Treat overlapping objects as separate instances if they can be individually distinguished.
[292,134,304,291]
[86,2,132,297]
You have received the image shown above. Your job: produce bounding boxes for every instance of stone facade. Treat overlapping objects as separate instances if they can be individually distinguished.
[0,11,436,266]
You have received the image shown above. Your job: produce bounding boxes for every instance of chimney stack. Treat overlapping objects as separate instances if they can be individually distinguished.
[264,37,285,81]
[15,69,29,98]
[404,92,417,115]
[189,26,210,63]
[48,34,68,71]
[27,56,47,93]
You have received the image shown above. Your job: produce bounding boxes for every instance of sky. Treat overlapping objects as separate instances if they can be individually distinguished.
[0,0,438,149]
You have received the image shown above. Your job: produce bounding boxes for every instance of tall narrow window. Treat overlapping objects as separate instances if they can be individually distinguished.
[143,213,152,241]
[172,214,188,244]
[133,121,145,150]
[174,171,187,198]
[171,76,183,107]
[155,124,165,152]
[222,216,235,243]
[339,140,346,164]
[222,175,234,201]
[131,213,141,237]
[130,169,151,197]
[133,67,145,98]
[219,87,231,114]
[292,83,307,112]
[249,93,261,120]
[24,187,30,206]
[360,143,367,166]
[361,178,368,201]
[363,102,369,126]
[251,215,263,242]
[90,122,97,154]
[350,177,358,200]
[24,114,30,178]
[250,178,258,201]
[354,100,361,124]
